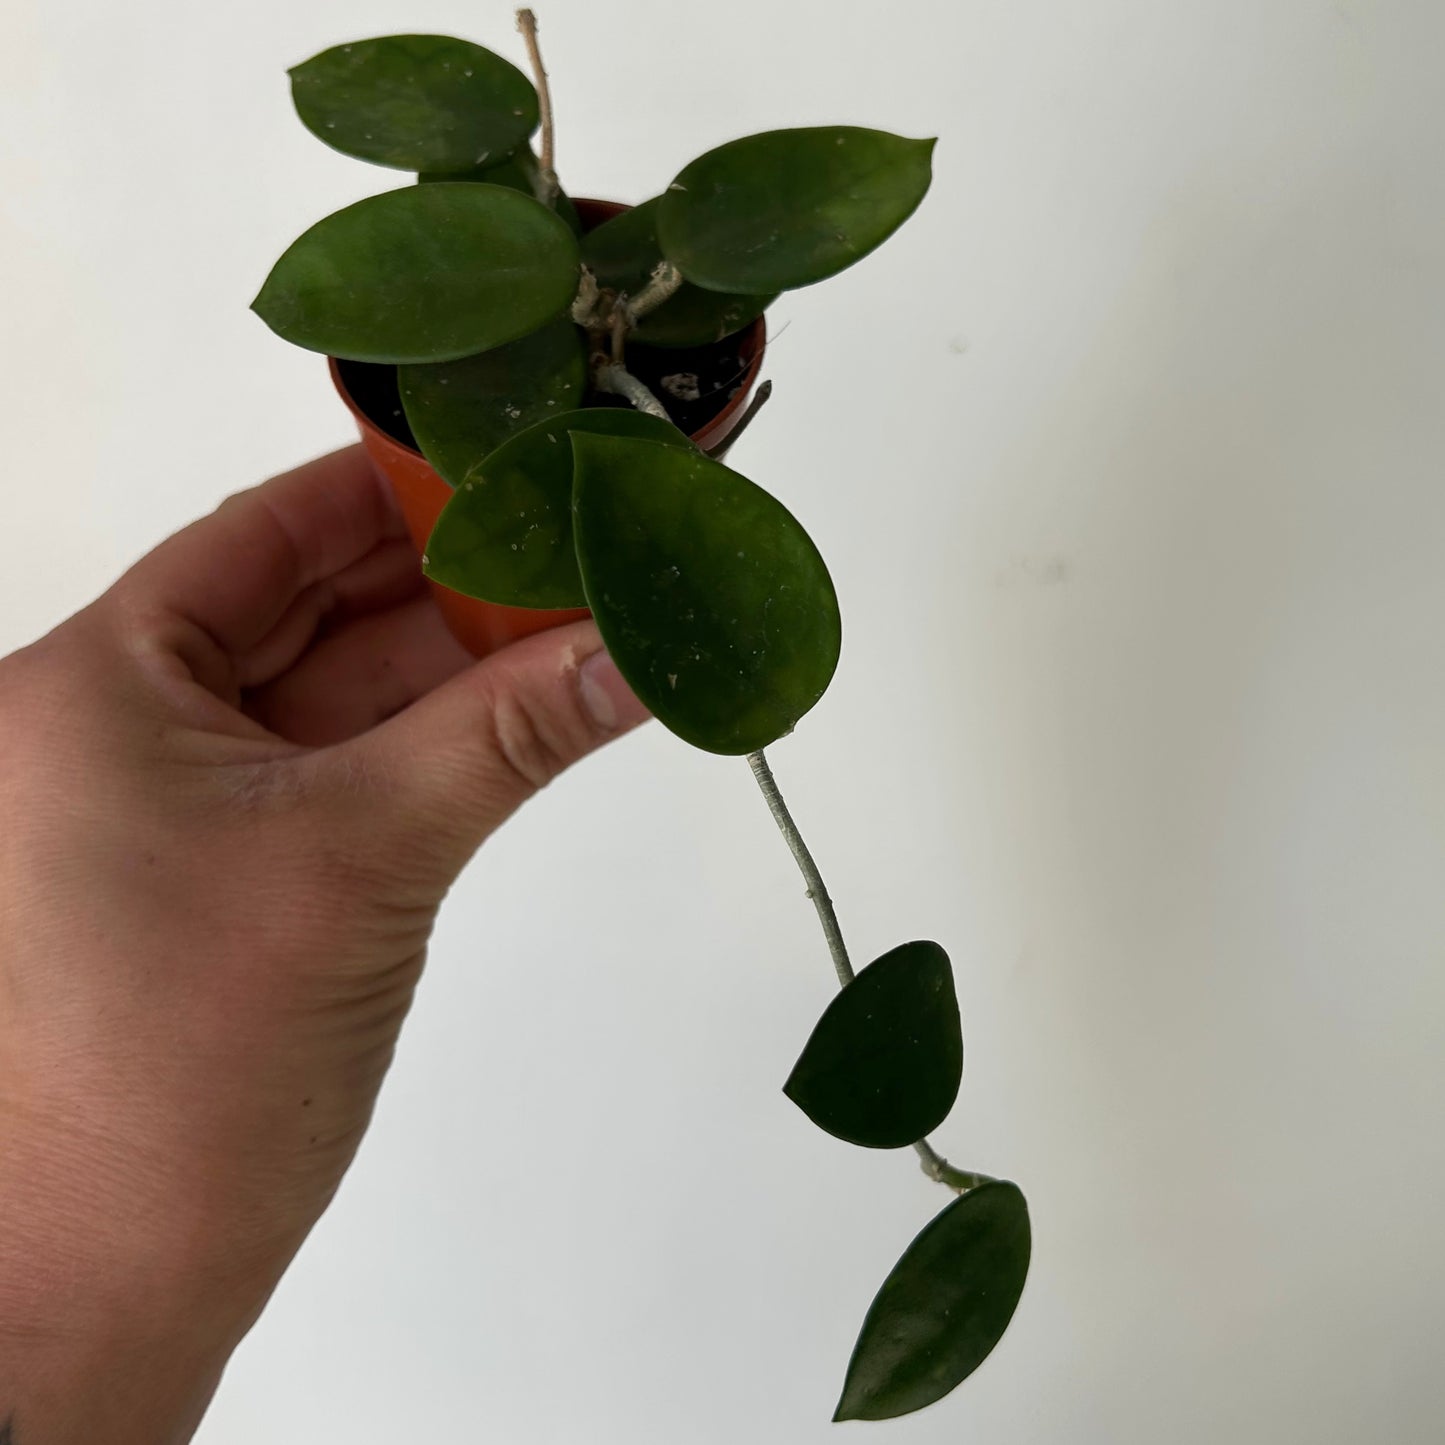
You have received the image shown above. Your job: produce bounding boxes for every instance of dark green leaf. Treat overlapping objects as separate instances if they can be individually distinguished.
[835,1181,1031,1421]
[424,409,690,609]
[571,435,840,754]
[657,127,935,293]
[581,198,775,347]
[784,941,961,1149]
[252,183,580,364]
[418,147,583,235]
[398,318,587,487]
[289,34,537,173]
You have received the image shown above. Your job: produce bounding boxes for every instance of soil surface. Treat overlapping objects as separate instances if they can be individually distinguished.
[337,332,750,454]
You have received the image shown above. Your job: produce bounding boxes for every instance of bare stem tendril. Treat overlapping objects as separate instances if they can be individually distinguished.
[515,10,558,202]
[746,748,992,1194]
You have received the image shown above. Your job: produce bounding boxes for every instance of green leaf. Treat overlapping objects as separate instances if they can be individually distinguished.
[835,1182,1031,1422]
[289,34,537,174]
[657,127,935,293]
[418,147,583,235]
[784,941,961,1149]
[571,435,840,754]
[581,198,775,347]
[398,318,587,487]
[424,409,690,609]
[252,183,580,364]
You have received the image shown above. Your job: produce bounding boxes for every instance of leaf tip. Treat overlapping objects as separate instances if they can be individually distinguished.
[832,1381,875,1423]
[249,277,291,339]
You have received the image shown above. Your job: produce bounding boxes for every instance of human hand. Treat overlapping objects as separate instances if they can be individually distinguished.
[0,447,648,1444]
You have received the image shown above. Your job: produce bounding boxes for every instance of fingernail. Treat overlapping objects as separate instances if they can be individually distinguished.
[579,648,651,732]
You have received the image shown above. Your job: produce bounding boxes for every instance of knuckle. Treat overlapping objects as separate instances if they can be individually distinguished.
[487,686,576,795]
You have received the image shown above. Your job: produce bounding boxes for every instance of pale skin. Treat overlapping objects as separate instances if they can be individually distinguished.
[0,446,649,1443]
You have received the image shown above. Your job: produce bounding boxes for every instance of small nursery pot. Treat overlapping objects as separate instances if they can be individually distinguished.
[331,197,767,660]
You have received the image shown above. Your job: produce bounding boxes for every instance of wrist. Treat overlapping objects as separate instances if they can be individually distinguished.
[0,1113,260,1444]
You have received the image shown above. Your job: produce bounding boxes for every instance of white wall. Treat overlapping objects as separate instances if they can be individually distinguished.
[3,1,1443,1440]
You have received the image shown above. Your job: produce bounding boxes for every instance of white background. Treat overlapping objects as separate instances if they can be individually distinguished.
[2,0,1443,1440]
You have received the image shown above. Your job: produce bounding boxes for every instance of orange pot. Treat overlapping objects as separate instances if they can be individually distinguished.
[330,198,767,659]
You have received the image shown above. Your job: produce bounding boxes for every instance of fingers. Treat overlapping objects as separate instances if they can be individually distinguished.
[315,619,651,881]
[234,537,428,691]
[241,593,474,746]
[114,446,407,662]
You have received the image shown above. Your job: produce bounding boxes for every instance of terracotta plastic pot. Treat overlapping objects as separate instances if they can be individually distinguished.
[330,197,767,660]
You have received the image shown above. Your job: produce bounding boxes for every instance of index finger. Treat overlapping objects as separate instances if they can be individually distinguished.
[116,445,408,659]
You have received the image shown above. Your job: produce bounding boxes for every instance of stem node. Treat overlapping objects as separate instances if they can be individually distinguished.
[571,266,601,328]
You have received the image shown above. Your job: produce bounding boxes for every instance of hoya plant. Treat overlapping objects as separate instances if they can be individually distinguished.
[254,12,1029,1423]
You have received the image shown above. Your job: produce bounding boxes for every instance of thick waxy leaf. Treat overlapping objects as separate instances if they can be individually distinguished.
[418,147,583,234]
[252,183,580,364]
[424,410,690,609]
[835,1182,1031,1421]
[398,318,587,487]
[571,435,840,754]
[784,941,961,1149]
[290,34,537,173]
[581,198,775,347]
[657,127,935,293]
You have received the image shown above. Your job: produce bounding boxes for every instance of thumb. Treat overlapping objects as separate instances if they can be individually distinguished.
[322,617,650,881]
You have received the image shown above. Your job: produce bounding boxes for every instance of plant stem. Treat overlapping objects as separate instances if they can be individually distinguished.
[913,1139,994,1194]
[593,362,670,419]
[515,9,558,202]
[571,266,601,328]
[624,261,686,322]
[705,378,773,460]
[747,748,992,1196]
[746,749,854,987]
[609,304,628,365]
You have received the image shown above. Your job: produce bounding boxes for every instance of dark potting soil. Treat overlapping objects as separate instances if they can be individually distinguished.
[335,331,751,456]
[336,357,419,449]
[589,335,754,437]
